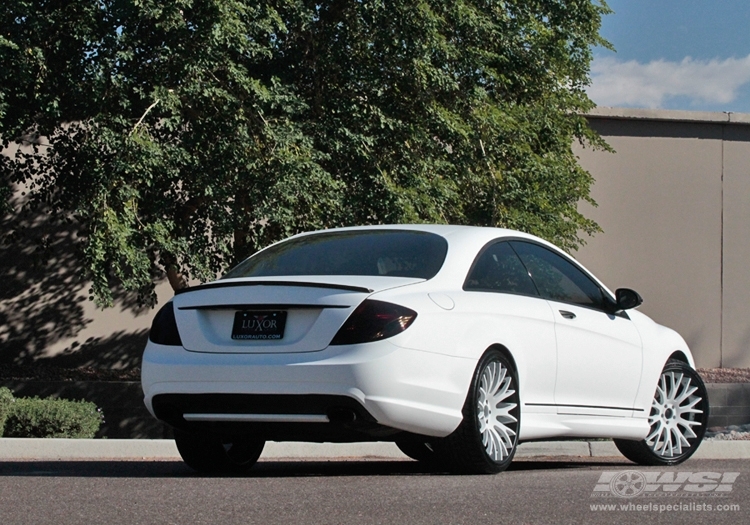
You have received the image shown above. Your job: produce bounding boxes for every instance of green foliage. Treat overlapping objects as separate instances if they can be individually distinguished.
[0,387,14,432]
[2,396,103,439]
[0,1,612,306]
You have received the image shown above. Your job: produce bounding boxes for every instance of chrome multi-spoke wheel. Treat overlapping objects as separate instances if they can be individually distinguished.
[646,369,704,457]
[476,360,518,462]
[437,349,520,474]
[615,359,709,466]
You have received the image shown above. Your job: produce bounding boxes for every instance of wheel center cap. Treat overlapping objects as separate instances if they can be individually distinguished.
[665,407,674,419]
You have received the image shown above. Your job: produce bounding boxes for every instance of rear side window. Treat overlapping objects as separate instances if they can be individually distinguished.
[223,230,448,279]
[464,241,539,296]
[509,241,607,309]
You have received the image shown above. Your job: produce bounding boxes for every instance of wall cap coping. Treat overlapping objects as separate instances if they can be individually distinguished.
[585,106,750,125]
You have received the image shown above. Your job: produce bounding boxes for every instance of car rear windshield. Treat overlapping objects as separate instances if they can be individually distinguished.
[223,230,448,280]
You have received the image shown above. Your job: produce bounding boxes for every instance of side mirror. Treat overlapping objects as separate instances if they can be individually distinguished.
[615,288,643,310]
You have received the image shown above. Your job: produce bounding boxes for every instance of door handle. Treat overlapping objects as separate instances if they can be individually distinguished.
[559,310,576,320]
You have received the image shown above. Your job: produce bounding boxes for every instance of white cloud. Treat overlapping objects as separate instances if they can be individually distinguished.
[588,54,750,108]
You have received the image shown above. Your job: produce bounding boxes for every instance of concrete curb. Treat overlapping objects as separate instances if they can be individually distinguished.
[1,439,747,461]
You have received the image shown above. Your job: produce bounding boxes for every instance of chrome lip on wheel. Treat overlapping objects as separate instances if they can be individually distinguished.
[476,361,518,462]
[645,371,703,457]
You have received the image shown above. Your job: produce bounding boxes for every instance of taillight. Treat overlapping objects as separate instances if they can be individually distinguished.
[149,302,183,346]
[330,300,417,346]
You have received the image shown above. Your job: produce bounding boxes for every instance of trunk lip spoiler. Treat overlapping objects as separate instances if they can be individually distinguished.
[174,280,374,296]
[178,303,350,311]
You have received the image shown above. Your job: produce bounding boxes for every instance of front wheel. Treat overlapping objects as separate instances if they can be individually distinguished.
[436,349,520,474]
[174,429,265,474]
[615,359,709,466]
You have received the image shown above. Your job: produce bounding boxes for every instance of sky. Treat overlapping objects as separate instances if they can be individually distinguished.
[588,0,750,113]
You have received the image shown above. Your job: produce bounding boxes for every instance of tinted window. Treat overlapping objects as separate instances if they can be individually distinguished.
[223,230,448,279]
[510,241,607,309]
[465,242,539,296]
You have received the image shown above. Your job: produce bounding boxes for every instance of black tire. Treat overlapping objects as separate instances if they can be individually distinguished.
[395,438,440,464]
[174,429,265,474]
[435,349,520,474]
[614,359,709,466]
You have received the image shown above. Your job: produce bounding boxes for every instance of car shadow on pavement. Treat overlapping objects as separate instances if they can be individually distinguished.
[0,457,632,478]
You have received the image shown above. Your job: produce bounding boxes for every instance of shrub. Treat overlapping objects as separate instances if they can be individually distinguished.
[3,397,103,438]
[0,387,14,435]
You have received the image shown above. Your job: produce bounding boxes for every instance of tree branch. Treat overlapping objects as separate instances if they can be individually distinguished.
[129,99,161,136]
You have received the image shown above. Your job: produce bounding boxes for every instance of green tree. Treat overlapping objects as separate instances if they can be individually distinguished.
[0,0,611,307]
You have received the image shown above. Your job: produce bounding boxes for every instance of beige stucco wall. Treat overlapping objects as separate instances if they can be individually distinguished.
[719,124,750,367]
[0,141,173,370]
[575,108,750,368]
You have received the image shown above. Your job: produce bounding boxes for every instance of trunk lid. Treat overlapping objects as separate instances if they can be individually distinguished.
[172,276,422,353]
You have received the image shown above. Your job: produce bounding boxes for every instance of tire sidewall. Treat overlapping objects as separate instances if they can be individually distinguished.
[174,429,264,474]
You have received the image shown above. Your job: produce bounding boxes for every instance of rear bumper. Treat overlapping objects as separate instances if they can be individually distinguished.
[141,340,475,438]
[151,393,394,441]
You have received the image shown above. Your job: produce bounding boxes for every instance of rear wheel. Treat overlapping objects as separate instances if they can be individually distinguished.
[436,349,520,474]
[615,359,709,466]
[174,429,265,474]
[395,439,440,464]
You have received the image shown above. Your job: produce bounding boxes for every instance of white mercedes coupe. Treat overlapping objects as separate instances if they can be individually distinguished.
[141,225,709,474]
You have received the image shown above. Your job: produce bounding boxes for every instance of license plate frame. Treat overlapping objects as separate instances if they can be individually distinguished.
[231,311,287,340]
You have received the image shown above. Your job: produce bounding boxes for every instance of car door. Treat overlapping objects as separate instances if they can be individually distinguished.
[462,240,557,408]
[509,241,643,417]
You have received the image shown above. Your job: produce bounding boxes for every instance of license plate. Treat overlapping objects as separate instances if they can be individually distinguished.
[231,311,287,340]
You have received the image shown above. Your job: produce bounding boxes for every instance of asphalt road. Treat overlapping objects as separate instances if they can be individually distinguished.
[0,456,747,525]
